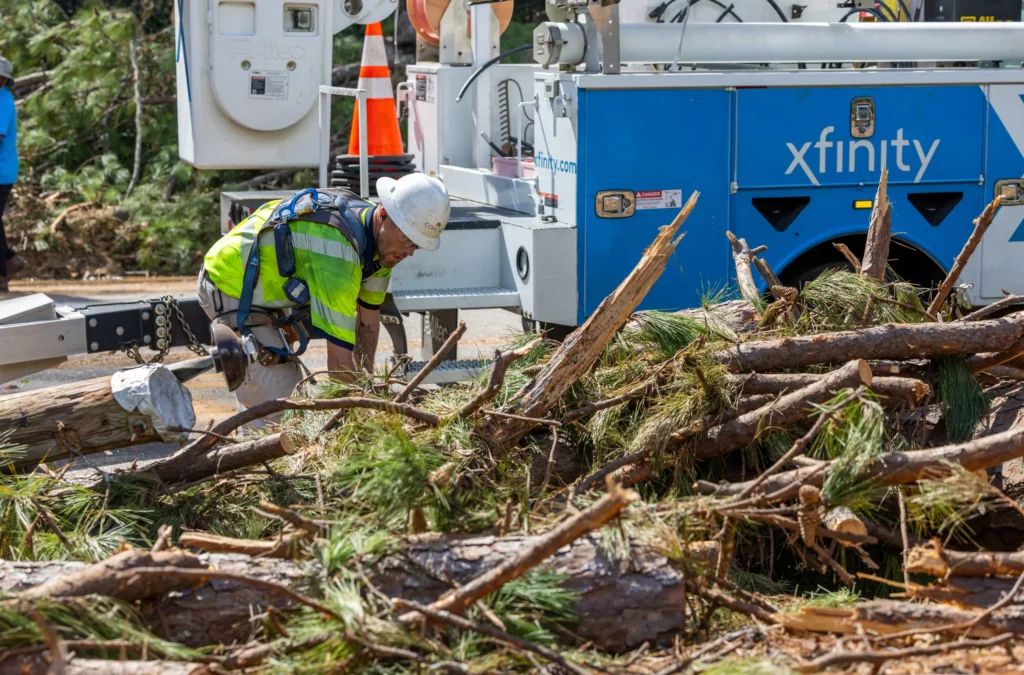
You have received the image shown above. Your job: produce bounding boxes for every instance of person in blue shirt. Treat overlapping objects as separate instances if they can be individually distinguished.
[0,57,27,292]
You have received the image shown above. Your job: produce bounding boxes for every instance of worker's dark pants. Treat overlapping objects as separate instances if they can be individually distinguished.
[0,183,13,278]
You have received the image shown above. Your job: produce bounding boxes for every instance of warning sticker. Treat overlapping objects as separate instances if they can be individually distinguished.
[249,70,289,100]
[635,189,683,210]
[414,75,436,103]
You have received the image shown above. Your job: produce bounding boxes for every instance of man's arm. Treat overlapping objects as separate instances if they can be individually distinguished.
[353,305,380,373]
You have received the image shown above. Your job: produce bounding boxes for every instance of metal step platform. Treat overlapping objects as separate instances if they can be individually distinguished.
[391,286,520,311]
[402,358,489,384]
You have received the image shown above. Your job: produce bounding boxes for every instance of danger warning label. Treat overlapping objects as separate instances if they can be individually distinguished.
[635,189,682,210]
[249,71,289,100]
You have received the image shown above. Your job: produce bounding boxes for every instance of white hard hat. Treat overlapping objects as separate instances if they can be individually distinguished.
[376,174,450,252]
[0,58,12,82]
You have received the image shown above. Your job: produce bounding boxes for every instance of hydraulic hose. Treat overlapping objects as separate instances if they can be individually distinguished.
[456,44,533,103]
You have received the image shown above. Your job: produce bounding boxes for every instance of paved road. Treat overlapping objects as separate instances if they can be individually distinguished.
[2,277,523,478]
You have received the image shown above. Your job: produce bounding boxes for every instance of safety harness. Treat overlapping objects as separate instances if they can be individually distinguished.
[235,188,376,362]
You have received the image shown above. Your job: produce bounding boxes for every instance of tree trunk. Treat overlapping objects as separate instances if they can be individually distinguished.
[0,365,195,471]
[147,432,295,486]
[689,360,871,460]
[2,534,699,653]
[0,553,312,649]
[479,193,699,452]
[781,599,1024,638]
[371,532,692,652]
[695,424,1024,498]
[861,168,891,282]
[728,373,930,408]
[710,314,1024,373]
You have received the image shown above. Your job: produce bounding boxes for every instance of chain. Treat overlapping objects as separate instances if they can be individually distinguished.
[123,295,209,365]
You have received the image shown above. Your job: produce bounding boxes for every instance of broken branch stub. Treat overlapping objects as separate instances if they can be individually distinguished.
[861,168,891,283]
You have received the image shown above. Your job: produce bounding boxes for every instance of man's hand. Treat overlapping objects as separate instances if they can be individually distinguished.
[353,306,381,374]
[327,342,358,381]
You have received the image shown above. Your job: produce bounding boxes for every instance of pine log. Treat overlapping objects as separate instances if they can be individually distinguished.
[689,360,871,460]
[146,432,295,486]
[711,313,1024,373]
[479,193,698,452]
[0,553,313,649]
[861,169,891,282]
[726,231,762,306]
[372,532,692,652]
[779,599,1024,637]
[0,365,195,470]
[2,537,703,653]
[695,424,1024,498]
[729,373,929,408]
[906,539,1024,578]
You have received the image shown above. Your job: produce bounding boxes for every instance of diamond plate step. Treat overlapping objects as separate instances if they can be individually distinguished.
[391,286,520,311]
[404,358,489,384]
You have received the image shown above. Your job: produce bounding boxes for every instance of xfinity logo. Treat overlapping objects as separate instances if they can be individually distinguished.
[785,126,940,185]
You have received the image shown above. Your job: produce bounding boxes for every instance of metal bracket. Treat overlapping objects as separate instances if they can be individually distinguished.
[587,0,621,74]
[440,0,473,65]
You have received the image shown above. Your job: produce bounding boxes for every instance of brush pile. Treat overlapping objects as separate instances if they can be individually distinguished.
[8,177,1024,673]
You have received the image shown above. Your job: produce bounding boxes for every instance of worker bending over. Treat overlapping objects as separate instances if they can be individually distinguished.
[198,174,450,417]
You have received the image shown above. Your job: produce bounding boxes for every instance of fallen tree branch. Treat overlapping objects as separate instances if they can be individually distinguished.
[146,432,295,486]
[833,242,862,274]
[710,313,1024,372]
[453,338,543,420]
[728,372,929,408]
[928,195,1004,316]
[688,360,871,460]
[395,320,466,403]
[399,479,638,621]
[696,423,1024,499]
[178,531,311,560]
[906,539,1024,578]
[960,293,1024,322]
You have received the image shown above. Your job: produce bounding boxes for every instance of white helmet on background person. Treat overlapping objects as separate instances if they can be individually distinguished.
[376,174,450,252]
[0,57,13,84]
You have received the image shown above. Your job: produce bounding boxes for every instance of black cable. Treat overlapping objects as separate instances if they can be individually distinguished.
[455,44,533,103]
[840,6,889,20]
[669,0,743,23]
[895,0,912,20]
[762,0,789,21]
[715,3,736,21]
[913,1,922,20]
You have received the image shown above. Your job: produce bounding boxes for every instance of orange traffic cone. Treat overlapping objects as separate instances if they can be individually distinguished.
[348,23,404,156]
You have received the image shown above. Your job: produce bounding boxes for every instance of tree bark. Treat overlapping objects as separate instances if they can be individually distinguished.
[372,532,692,652]
[695,424,1024,498]
[861,168,890,282]
[726,231,761,306]
[728,372,929,408]
[689,360,871,460]
[780,599,1024,638]
[0,366,194,471]
[822,506,867,538]
[0,553,313,649]
[710,313,1024,373]
[147,432,295,486]
[479,193,698,452]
